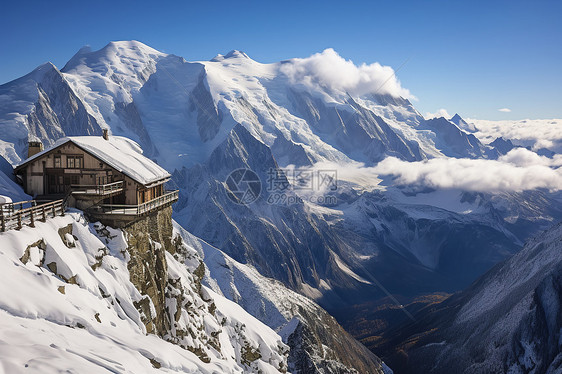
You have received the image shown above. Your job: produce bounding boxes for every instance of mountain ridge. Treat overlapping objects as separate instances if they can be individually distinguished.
[376,220,562,373]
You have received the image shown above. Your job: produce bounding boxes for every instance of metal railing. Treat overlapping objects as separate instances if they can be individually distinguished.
[93,190,178,216]
[70,181,124,196]
[0,199,65,232]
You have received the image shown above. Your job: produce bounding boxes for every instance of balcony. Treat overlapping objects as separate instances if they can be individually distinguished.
[89,190,179,219]
[71,181,124,198]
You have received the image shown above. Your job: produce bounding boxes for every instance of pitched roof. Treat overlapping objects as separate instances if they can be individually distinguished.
[16,136,170,185]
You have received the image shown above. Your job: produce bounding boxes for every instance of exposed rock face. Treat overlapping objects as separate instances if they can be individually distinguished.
[92,210,289,372]
[173,124,352,297]
[285,317,389,374]
[122,206,173,335]
[20,238,46,266]
[1,211,289,373]
[30,64,102,138]
[193,226,391,374]
[490,136,515,155]
[189,70,223,142]
[58,223,76,248]
[114,101,158,157]
[420,117,495,159]
[0,62,102,164]
[287,319,376,374]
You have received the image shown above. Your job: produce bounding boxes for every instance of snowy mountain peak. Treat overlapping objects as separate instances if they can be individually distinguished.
[1,40,501,169]
[105,40,165,55]
[3,61,60,86]
[29,61,59,80]
[211,50,252,62]
[489,136,515,155]
[450,113,463,123]
[449,113,477,133]
[224,49,250,59]
[73,45,93,57]
[62,40,166,73]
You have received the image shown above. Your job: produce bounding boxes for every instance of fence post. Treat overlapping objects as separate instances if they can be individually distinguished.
[60,201,65,216]
[52,204,56,217]
[0,211,4,232]
[29,208,35,228]
[17,212,22,230]
[42,207,46,222]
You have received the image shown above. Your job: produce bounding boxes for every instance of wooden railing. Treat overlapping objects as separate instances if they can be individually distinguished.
[71,181,124,196]
[93,190,178,216]
[1,200,37,216]
[0,199,65,232]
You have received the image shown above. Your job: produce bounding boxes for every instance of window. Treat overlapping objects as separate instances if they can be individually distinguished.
[54,155,61,168]
[66,155,83,169]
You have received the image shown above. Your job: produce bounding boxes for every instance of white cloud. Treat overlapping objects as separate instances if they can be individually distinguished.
[279,48,414,99]
[469,118,562,152]
[371,149,562,193]
[290,148,562,195]
[425,108,451,119]
[498,108,512,112]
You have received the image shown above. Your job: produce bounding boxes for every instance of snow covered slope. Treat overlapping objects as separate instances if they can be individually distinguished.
[0,62,102,163]
[378,221,562,373]
[0,155,29,202]
[0,159,390,373]
[0,211,289,373]
[175,222,390,374]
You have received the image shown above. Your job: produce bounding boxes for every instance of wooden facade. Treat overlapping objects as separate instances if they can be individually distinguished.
[14,140,170,207]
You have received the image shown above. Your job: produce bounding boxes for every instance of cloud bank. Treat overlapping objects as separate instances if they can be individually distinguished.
[372,148,562,193]
[301,148,562,194]
[469,118,562,152]
[279,48,414,99]
[498,108,511,113]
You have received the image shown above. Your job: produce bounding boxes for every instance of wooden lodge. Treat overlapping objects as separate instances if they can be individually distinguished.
[13,130,178,226]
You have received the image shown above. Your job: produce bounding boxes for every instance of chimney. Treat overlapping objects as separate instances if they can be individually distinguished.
[27,140,43,158]
[103,129,109,141]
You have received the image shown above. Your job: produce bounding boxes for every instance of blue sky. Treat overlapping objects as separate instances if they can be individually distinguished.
[1,0,560,120]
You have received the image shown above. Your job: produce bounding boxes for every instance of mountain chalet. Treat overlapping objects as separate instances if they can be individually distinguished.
[14,130,178,226]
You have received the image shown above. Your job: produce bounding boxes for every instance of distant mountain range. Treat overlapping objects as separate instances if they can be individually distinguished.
[376,220,562,373]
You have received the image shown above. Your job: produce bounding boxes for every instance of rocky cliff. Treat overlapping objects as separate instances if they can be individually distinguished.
[0,209,288,373]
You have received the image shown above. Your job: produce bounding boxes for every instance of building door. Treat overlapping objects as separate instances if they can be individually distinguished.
[46,171,65,194]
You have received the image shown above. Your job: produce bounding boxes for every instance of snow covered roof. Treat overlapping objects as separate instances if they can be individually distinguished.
[16,136,170,185]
